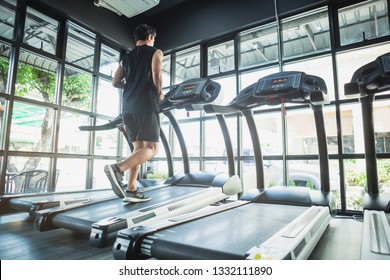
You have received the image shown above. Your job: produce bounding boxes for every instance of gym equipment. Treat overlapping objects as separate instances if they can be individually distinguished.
[345,52,390,259]
[112,71,334,260]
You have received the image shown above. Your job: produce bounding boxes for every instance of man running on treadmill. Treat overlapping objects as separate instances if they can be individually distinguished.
[105,24,164,202]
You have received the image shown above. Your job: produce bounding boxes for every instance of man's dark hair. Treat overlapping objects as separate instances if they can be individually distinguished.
[133,24,157,42]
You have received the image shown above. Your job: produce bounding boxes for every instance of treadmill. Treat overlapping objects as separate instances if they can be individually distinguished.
[87,78,242,248]
[112,71,335,260]
[33,78,242,248]
[0,115,166,219]
[0,188,118,219]
[344,52,390,260]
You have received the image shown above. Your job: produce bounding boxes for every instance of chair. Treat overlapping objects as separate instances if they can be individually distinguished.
[6,170,49,194]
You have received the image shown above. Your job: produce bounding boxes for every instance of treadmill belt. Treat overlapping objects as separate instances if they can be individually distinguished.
[46,186,205,233]
[141,203,309,260]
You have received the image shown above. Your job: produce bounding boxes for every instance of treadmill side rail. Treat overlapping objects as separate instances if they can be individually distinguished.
[361,210,390,259]
[244,206,331,260]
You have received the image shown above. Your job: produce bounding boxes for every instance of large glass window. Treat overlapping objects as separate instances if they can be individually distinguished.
[0,0,16,40]
[338,0,389,46]
[0,97,7,149]
[281,7,330,59]
[0,41,11,93]
[162,55,171,88]
[286,108,321,155]
[204,117,232,157]
[99,44,120,77]
[174,46,200,84]
[208,40,235,76]
[96,78,119,117]
[239,23,279,70]
[58,111,90,154]
[24,7,59,55]
[212,75,236,106]
[340,103,365,154]
[378,159,390,194]
[16,50,58,103]
[5,156,51,193]
[66,22,95,70]
[344,158,366,211]
[374,100,390,153]
[241,111,283,190]
[62,66,93,111]
[94,117,118,156]
[9,101,55,152]
[56,158,87,192]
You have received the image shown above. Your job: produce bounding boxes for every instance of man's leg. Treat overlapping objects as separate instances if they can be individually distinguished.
[118,140,159,175]
[119,140,158,202]
[127,165,141,192]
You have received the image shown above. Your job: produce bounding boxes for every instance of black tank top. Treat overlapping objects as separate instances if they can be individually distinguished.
[121,45,159,113]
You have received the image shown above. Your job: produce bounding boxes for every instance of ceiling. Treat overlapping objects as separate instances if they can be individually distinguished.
[142,0,191,17]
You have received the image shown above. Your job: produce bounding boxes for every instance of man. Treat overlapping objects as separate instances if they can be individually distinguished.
[104,24,163,202]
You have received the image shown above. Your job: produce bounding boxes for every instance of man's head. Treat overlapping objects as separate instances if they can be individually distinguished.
[133,24,157,43]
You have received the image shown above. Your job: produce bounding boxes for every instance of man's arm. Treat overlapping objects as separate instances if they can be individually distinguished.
[112,61,126,89]
[151,49,164,100]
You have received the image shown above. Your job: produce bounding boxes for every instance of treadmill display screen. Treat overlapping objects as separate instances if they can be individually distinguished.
[170,80,207,101]
[182,84,197,94]
[256,73,302,95]
[271,77,288,86]
[381,55,390,73]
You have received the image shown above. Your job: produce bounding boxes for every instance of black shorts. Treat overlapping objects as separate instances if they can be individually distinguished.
[123,112,160,142]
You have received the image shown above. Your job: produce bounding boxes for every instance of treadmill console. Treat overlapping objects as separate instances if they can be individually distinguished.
[344,52,390,98]
[168,78,221,109]
[254,71,329,106]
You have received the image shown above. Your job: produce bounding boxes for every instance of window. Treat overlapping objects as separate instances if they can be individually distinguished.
[62,66,93,111]
[0,41,11,93]
[281,7,331,59]
[56,158,87,191]
[338,0,390,46]
[162,55,171,88]
[24,7,59,55]
[344,158,366,211]
[58,110,90,154]
[241,111,283,190]
[0,97,6,149]
[66,22,95,70]
[5,156,51,193]
[172,120,200,158]
[9,101,55,152]
[174,46,200,85]
[0,0,17,40]
[96,78,119,117]
[374,100,390,154]
[94,117,119,156]
[92,159,112,189]
[208,40,235,75]
[340,103,364,154]
[99,44,120,77]
[212,75,236,105]
[286,108,330,155]
[239,23,279,70]
[16,49,58,103]
[203,117,234,157]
